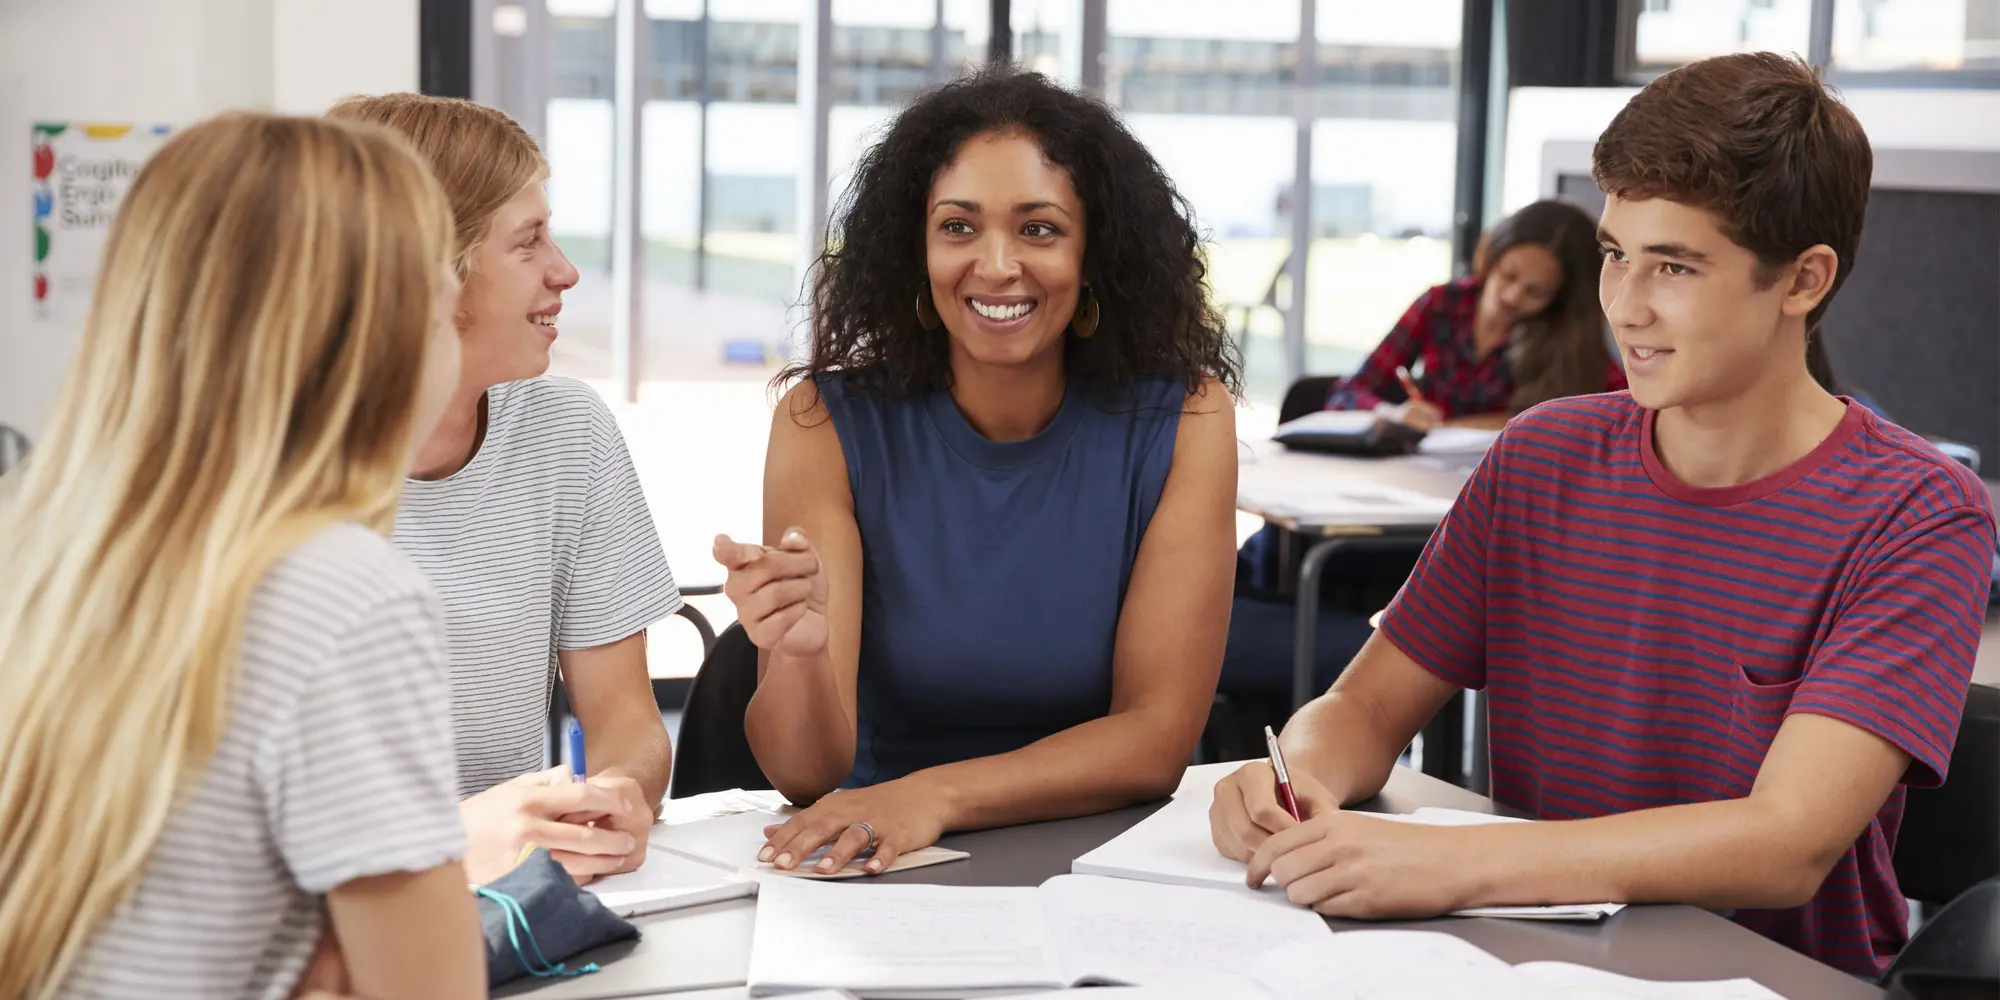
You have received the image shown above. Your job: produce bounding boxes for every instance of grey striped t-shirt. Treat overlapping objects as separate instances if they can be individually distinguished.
[58,524,465,1000]
[394,376,679,796]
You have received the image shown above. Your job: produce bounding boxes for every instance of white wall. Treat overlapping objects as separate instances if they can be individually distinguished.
[271,0,419,114]
[1502,85,2000,214]
[0,0,418,438]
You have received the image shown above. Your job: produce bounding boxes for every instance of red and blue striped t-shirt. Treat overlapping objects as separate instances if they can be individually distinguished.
[1379,392,1995,977]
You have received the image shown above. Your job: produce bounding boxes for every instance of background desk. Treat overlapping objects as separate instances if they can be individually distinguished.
[500,765,1881,1000]
[1236,442,1473,780]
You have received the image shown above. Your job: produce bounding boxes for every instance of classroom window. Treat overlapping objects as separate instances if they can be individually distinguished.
[1630,0,1816,69]
[1831,0,2000,72]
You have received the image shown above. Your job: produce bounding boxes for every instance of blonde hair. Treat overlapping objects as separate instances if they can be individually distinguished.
[326,93,548,276]
[0,112,453,1000]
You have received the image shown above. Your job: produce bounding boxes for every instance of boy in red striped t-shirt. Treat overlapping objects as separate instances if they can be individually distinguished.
[1208,52,1995,978]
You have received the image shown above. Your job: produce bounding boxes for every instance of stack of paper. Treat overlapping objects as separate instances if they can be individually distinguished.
[1071,781,1623,921]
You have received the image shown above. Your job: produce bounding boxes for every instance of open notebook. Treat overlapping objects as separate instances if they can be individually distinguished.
[1072,780,1623,920]
[988,932,1783,1000]
[747,877,1770,1000]
[747,874,1333,998]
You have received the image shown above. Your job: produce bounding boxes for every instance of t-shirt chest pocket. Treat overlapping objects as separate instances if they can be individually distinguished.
[1706,654,1805,797]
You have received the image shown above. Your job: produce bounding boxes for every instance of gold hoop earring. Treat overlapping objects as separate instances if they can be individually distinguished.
[1072,287,1100,340]
[915,282,942,331]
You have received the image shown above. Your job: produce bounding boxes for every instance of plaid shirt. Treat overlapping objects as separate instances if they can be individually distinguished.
[1327,277,1625,418]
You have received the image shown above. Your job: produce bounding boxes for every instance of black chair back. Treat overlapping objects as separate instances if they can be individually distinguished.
[1883,875,2000,990]
[1278,376,1341,426]
[1895,684,2000,906]
[668,622,771,799]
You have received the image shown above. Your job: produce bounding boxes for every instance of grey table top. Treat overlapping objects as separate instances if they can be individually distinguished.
[500,765,1881,999]
[1236,441,1472,536]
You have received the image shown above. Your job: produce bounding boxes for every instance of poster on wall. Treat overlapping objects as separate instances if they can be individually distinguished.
[31,122,172,325]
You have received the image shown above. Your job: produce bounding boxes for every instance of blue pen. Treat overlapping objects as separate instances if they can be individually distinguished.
[566,718,588,783]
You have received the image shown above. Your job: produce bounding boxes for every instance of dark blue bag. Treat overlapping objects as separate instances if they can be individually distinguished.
[476,848,640,987]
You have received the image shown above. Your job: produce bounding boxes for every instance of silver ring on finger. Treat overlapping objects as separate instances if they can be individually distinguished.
[849,821,878,855]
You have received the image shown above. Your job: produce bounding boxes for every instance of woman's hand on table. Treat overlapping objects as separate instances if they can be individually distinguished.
[714,529,829,657]
[757,778,949,876]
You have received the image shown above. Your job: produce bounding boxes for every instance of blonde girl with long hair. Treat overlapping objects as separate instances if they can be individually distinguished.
[325,95,679,886]
[0,113,482,1000]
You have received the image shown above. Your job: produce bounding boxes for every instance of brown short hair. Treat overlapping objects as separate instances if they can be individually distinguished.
[1592,52,1872,331]
[327,93,548,276]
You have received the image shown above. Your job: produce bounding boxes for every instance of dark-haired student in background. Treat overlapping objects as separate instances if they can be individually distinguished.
[1227,199,1628,704]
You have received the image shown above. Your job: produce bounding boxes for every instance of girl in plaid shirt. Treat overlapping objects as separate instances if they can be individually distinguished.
[1328,199,1625,429]
[1225,201,1625,707]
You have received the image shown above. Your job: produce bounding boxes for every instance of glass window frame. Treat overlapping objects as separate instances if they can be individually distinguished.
[479,0,1491,397]
[1616,0,2000,89]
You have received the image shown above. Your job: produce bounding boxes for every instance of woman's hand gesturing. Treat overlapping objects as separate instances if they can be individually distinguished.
[714,529,829,657]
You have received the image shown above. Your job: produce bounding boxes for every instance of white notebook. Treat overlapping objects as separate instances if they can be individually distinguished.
[1072,778,1623,921]
[583,846,757,917]
[582,789,783,916]
[746,874,1333,998]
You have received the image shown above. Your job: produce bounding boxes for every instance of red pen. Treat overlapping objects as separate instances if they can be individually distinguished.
[1264,725,1302,822]
[1395,364,1426,404]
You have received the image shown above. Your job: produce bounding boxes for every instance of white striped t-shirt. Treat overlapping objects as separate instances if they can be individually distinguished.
[394,376,679,796]
[58,524,466,1000]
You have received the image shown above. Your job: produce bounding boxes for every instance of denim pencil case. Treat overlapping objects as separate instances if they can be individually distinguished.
[476,847,641,987]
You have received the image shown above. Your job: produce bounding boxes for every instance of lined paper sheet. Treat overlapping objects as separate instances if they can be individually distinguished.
[1252,933,1533,1000]
[747,879,1066,997]
[1041,875,1329,994]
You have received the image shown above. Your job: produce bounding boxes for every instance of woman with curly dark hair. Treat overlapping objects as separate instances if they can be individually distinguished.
[710,68,1242,876]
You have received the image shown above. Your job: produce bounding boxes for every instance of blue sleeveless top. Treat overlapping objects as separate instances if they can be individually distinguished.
[818,372,1184,786]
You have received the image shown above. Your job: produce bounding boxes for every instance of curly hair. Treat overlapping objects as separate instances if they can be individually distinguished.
[779,67,1241,402]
